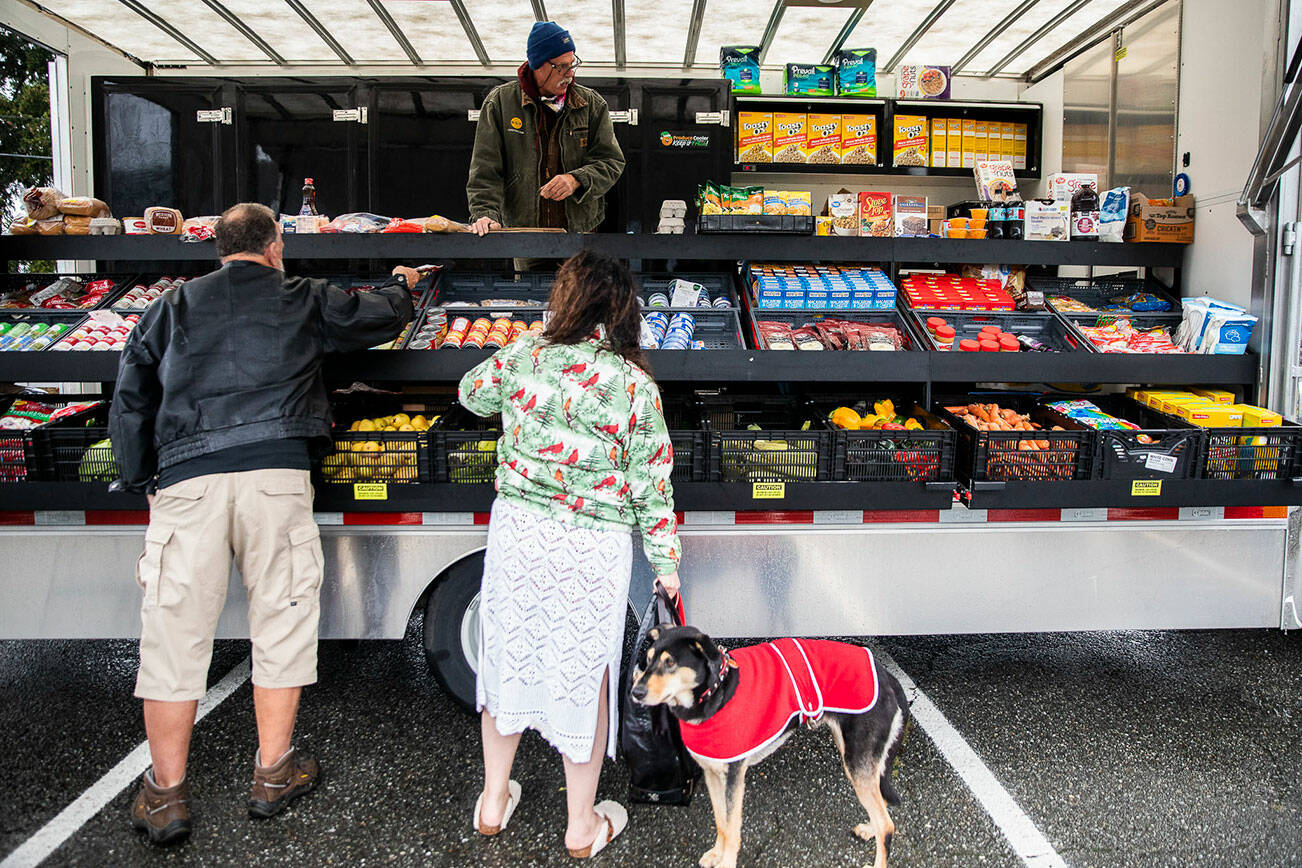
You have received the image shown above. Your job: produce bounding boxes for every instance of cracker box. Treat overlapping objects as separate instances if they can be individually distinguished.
[961,119,977,168]
[1013,123,1028,170]
[1191,388,1236,405]
[1000,122,1015,162]
[858,192,893,237]
[896,65,951,99]
[806,114,842,165]
[784,64,836,96]
[974,120,989,162]
[841,115,877,165]
[930,119,946,168]
[720,46,762,94]
[1237,405,1284,427]
[773,113,808,163]
[946,118,962,167]
[833,49,877,97]
[894,195,929,237]
[893,115,929,168]
[736,112,773,164]
[1125,193,1195,243]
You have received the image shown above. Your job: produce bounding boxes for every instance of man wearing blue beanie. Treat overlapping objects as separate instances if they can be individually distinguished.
[467,21,625,255]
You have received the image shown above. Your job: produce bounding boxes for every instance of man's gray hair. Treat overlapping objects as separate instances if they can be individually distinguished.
[215,203,278,257]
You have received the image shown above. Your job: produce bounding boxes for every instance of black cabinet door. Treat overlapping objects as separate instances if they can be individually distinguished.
[93,77,232,219]
[237,80,367,217]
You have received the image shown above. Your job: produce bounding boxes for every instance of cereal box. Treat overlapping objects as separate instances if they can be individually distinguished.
[858,192,893,237]
[720,46,762,94]
[974,121,989,162]
[773,113,808,163]
[894,195,928,237]
[946,118,961,167]
[832,49,877,97]
[893,115,929,168]
[1013,124,1027,170]
[736,112,773,164]
[784,64,836,96]
[930,119,946,168]
[961,119,977,169]
[1000,122,1015,161]
[806,114,842,165]
[896,65,951,99]
[841,115,877,165]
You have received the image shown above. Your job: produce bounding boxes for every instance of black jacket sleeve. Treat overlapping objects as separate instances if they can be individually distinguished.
[318,275,416,353]
[108,305,167,494]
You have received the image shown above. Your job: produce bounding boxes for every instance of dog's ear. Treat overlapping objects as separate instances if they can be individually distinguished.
[691,636,723,668]
[647,626,661,644]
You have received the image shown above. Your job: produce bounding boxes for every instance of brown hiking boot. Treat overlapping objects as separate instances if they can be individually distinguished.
[249,747,320,819]
[130,771,191,845]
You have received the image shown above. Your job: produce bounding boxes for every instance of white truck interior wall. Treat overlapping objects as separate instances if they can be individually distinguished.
[1019,70,1066,201]
[1177,0,1275,308]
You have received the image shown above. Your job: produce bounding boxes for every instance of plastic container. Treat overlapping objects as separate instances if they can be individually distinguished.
[959,338,980,352]
[998,334,1020,352]
[934,324,956,350]
[907,309,1093,353]
[925,316,947,335]
[979,339,1000,352]
[937,397,1095,485]
[698,396,833,483]
[814,400,958,484]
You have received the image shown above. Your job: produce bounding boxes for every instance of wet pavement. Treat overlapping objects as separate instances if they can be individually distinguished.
[2,623,1301,866]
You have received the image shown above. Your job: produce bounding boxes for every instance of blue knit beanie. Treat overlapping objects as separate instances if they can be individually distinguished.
[527,21,575,70]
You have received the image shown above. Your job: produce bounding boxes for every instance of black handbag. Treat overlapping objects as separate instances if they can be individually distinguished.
[619,586,700,805]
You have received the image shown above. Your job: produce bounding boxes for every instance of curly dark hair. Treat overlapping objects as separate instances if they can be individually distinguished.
[542,251,651,377]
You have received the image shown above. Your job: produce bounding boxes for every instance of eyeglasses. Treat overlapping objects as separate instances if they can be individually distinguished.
[547,57,582,75]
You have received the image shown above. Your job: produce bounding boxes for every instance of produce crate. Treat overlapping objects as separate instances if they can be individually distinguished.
[432,405,501,484]
[907,309,1091,353]
[1033,277,1181,320]
[697,214,814,234]
[318,396,447,485]
[638,273,739,309]
[937,396,1095,484]
[663,397,708,483]
[24,395,111,482]
[1039,396,1201,482]
[700,395,833,482]
[0,272,134,317]
[748,309,926,351]
[813,400,957,484]
[1142,404,1302,482]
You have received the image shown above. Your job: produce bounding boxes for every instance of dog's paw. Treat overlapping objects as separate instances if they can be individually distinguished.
[698,845,724,868]
[853,822,876,842]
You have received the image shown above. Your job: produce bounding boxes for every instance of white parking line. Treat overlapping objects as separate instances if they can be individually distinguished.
[1,657,252,868]
[877,650,1068,868]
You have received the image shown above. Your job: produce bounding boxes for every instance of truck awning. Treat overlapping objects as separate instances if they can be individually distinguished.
[22,0,1153,80]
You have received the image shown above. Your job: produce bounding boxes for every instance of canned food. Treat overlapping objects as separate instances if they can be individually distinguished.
[442,331,466,348]
[470,317,492,331]
[461,332,486,349]
[450,316,471,332]
[712,296,731,309]
[508,321,528,341]
[697,288,711,307]
[484,335,504,349]
[669,312,695,328]
[408,338,432,350]
[647,292,670,308]
[529,320,545,332]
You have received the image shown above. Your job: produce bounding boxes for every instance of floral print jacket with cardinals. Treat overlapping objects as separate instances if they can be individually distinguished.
[459,334,680,575]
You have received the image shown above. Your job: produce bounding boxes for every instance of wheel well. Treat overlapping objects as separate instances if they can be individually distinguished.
[409,546,487,624]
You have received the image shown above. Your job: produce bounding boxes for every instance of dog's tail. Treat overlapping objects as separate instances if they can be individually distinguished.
[879,678,910,807]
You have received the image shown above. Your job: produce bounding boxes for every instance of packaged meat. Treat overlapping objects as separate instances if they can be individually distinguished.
[22,186,65,220]
[321,212,390,233]
[144,207,183,234]
[56,197,110,217]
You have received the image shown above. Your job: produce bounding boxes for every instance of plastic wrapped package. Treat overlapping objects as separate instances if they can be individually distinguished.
[22,187,65,220]
[321,212,391,233]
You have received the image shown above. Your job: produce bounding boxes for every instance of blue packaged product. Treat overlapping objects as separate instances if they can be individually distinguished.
[647,292,670,307]
[712,296,731,309]
[720,46,762,94]
[784,64,836,96]
[690,340,706,349]
[832,49,877,97]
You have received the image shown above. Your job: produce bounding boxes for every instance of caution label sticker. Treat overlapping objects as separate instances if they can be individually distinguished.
[353,483,389,500]
[752,482,785,499]
[1131,480,1162,497]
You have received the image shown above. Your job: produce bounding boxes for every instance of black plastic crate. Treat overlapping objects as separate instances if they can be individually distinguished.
[0,272,134,317]
[908,309,1091,353]
[813,400,957,484]
[432,271,554,308]
[0,312,89,352]
[638,273,739,309]
[1039,396,1201,481]
[319,396,447,485]
[22,395,111,482]
[1141,403,1302,482]
[1033,277,1180,318]
[699,395,833,482]
[412,309,544,350]
[748,309,925,351]
[697,214,814,234]
[1060,313,1185,354]
[648,309,747,350]
[663,397,708,483]
[936,396,1095,484]
[432,405,501,484]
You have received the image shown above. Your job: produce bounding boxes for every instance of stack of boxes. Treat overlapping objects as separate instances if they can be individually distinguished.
[921,119,1027,170]
[1128,388,1284,429]
[750,265,897,310]
[900,275,1016,311]
[736,111,878,165]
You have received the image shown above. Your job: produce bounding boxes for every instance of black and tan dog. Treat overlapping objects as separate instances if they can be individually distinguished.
[631,626,908,868]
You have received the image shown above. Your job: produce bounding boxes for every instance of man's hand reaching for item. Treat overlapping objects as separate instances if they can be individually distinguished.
[391,266,421,287]
[471,217,500,236]
[539,173,580,201]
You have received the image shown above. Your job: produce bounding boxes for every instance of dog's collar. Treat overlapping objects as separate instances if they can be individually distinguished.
[695,646,733,705]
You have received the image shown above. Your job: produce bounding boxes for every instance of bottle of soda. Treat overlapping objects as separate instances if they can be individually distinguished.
[1006,199,1025,240]
[987,199,1006,240]
[299,178,318,216]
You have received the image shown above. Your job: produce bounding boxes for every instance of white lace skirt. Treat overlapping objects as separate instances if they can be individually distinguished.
[477,497,632,763]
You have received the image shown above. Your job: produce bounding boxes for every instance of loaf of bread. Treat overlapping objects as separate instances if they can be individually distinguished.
[57,197,110,217]
[35,218,65,236]
[9,217,38,235]
[424,214,470,233]
[144,207,183,234]
[63,215,92,235]
[22,186,65,220]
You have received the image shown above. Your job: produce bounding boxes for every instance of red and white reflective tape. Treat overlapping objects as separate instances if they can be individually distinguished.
[0,505,1288,527]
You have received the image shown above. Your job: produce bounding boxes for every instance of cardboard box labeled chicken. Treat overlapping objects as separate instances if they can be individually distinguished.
[1125,193,1195,243]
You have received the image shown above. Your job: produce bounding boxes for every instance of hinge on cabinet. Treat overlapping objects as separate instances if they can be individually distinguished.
[1283,221,1297,256]
[609,109,638,126]
[196,107,232,124]
[467,109,481,122]
[694,110,731,126]
[332,108,366,124]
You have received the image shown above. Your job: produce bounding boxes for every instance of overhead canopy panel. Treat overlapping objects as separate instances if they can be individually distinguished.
[17,0,1166,77]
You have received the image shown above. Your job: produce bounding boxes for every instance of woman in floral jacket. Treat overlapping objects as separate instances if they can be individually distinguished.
[458,251,680,858]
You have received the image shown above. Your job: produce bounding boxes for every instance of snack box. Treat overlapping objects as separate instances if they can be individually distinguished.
[1126,193,1195,243]
[961,119,977,168]
[897,65,951,99]
[1236,405,1284,427]
[720,46,762,94]
[1191,388,1236,405]
[893,115,929,168]
[1049,173,1100,204]
[832,49,877,97]
[930,119,946,168]
[737,112,773,163]
[785,64,836,97]
[1025,199,1069,241]
[858,192,893,238]
[841,115,878,166]
[894,196,929,238]
[806,114,842,165]
[773,113,808,163]
[1173,402,1243,428]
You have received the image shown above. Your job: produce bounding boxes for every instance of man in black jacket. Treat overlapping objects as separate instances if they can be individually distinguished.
[110,202,415,845]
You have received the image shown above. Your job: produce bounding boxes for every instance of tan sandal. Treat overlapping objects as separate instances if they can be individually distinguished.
[473,779,521,836]
[567,800,628,858]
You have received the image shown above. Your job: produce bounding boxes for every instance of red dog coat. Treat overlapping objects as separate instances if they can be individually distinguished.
[679,638,879,763]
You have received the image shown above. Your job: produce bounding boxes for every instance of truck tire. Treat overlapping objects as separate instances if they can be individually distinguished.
[422,553,484,712]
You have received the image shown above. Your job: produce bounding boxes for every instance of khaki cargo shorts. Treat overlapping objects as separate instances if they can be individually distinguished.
[134,468,323,702]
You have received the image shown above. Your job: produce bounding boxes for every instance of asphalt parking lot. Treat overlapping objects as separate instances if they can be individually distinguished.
[3,621,1302,867]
